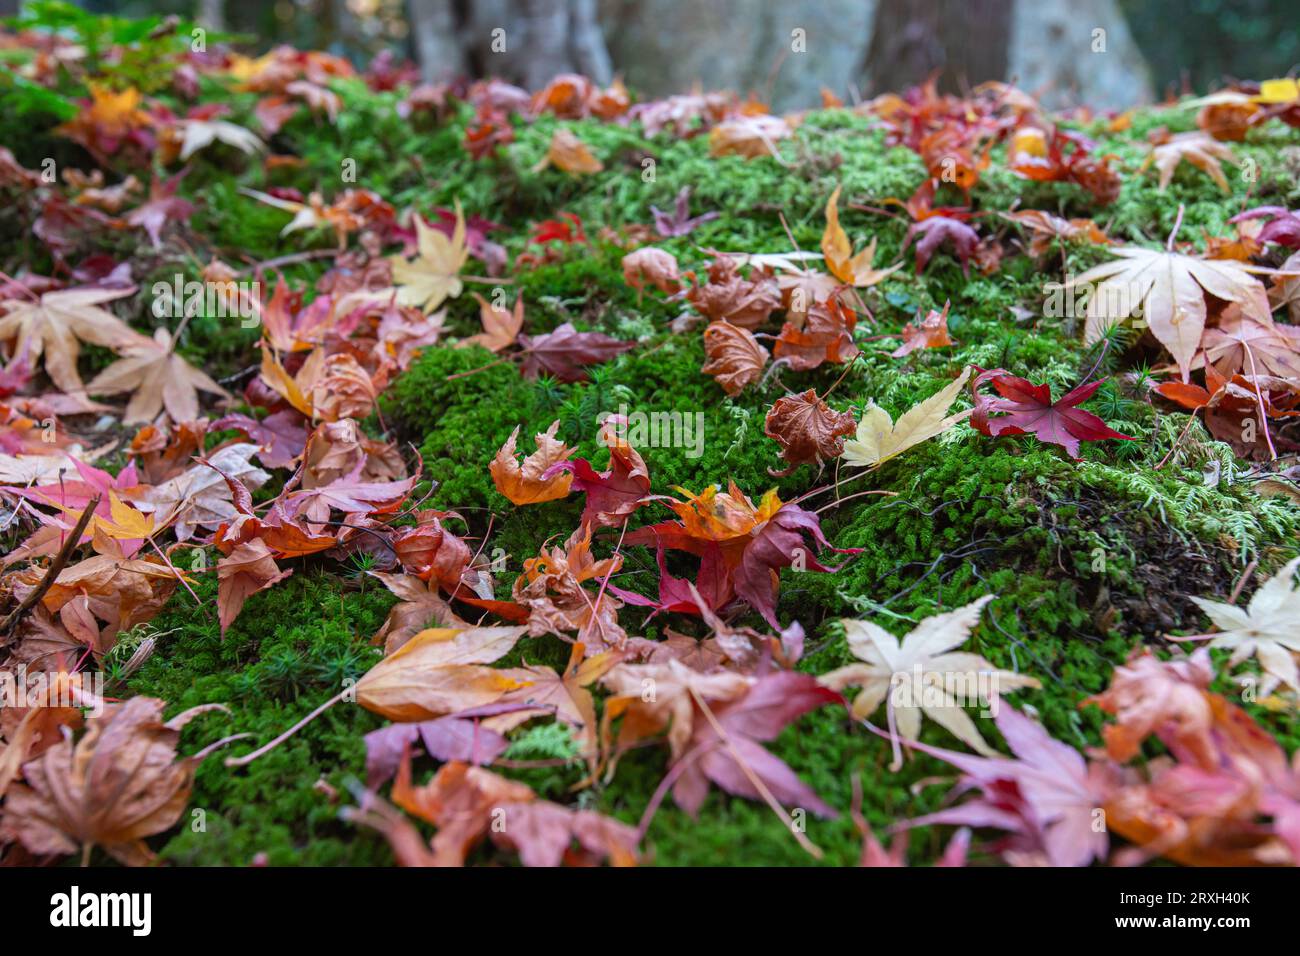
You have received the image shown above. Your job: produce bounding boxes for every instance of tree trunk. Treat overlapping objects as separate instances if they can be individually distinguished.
[862,0,1014,95]
[407,0,468,82]
[197,0,226,34]
[407,0,611,87]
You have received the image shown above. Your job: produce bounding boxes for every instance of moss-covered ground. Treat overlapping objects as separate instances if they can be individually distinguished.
[6,70,1299,866]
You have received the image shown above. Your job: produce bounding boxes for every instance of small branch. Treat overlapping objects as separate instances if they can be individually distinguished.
[1,495,99,636]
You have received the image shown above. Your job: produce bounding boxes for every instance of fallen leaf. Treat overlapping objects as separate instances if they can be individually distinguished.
[969,368,1133,458]
[701,320,769,396]
[820,596,1040,768]
[841,366,972,467]
[85,327,230,424]
[763,389,855,472]
[489,421,574,505]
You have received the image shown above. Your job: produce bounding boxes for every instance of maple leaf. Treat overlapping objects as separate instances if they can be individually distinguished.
[708,114,791,160]
[511,527,626,649]
[259,346,324,419]
[1143,132,1238,193]
[899,704,1112,867]
[532,127,603,175]
[459,293,523,353]
[764,389,856,473]
[140,443,270,542]
[0,698,229,865]
[650,186,719,237]
[485,644,618,769]
[672,671,843,819]
[354,626,531,721]
[489,421,574,505]
[544,417,651,528]
[369,572,465,655]
[1198,306,1300,381]
[1085,648,1300,866]
[54,83,153,160]
[821,185,903,287]
[363,710,511,784]
[891,300,955,358]
[701,320,769,396]
[821,596,1040,769]
[609,544,733,619]
[601,658,752,761]
[772,298,860,371]
[85,327,230,424]
[733,498,856,628]
[841,366,972,468]
[1230,205,1300,249]
[125,171,196,250]
[243,187,395,248]
[1000,210,1111,258]
[0,285,145,392]
[216,538,294,635]
[281,461,417,534]
[686,254,782,330]
[1186,557,1300,696]
[622,247,680,295]
[348,756,637,867]
[901,215,979,275]
[969,368,1133,458]
[171,115,265,162]
[388,201,470,313]
[516,322,633,383]
[212,409,308,469]
[1069,244,1275,381]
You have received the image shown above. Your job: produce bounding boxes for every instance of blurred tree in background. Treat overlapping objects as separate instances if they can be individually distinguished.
[9,0,1297,107]
[1119,0,1299,97]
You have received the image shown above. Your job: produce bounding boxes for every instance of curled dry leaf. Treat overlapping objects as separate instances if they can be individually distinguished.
[0,697,229,866]
[891,300,955,358]
[763,389,856,472]
[489,421,574,505]
[701,320,768,396]
[686,255,782,329]
[621,246,680,294]
[533,127,603,175]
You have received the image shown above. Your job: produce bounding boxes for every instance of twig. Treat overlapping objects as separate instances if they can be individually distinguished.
[688,684,824,859]
[1,495,99,636]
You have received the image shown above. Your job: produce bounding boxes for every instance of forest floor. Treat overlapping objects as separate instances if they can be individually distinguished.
[2,18,1300,868]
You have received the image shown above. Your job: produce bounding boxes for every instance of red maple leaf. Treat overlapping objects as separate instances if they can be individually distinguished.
[969,367,1133,458]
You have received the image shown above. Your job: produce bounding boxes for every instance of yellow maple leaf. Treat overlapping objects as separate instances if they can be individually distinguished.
[841,367,972,467]
[821,186,903,287]
[389,202,469,313]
